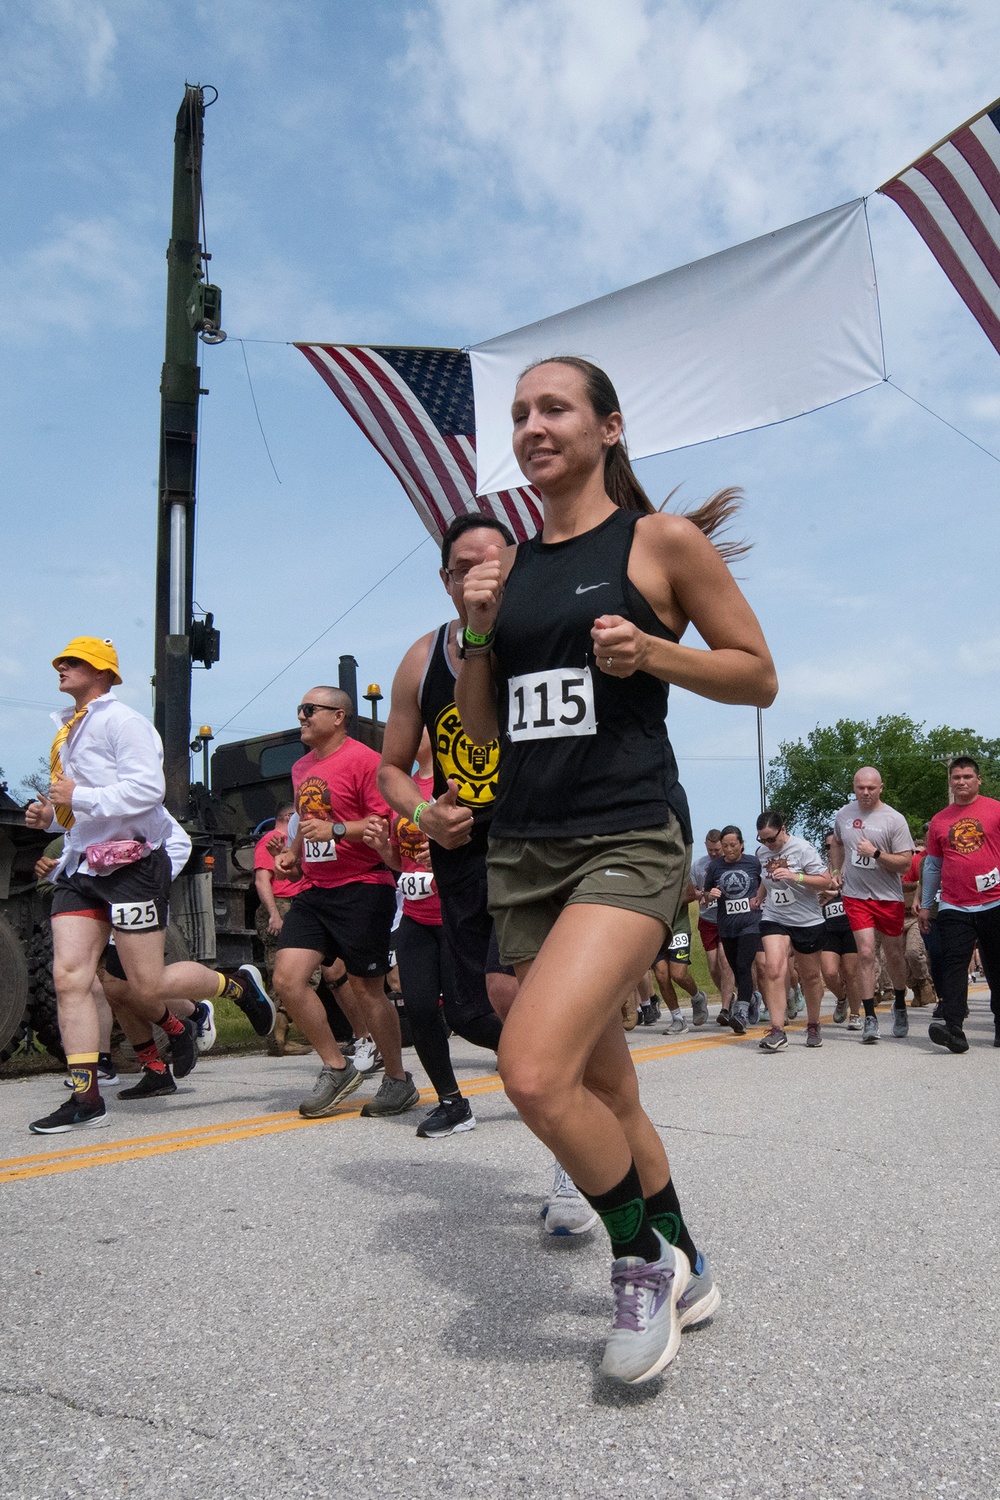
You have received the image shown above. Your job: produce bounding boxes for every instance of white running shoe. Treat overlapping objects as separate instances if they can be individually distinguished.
[666,1013,687,1034]
[541,1162,599,1236]
[351,1037,379,1073]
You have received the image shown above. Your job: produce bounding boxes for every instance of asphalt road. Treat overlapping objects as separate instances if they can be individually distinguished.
[3,990,999,1500]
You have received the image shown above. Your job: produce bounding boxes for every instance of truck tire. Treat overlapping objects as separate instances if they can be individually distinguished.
[0,913,30,1062]
[26,923,65,1065]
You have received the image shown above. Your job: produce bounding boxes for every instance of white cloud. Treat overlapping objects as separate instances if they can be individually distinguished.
[0,216,153,340]
[0,0,117,114]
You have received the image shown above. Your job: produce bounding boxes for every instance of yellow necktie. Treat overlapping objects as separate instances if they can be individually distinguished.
[49,706,89,830]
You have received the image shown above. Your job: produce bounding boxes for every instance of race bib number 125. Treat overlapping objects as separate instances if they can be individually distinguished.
[110,901,158,930]
[508,667,597,742]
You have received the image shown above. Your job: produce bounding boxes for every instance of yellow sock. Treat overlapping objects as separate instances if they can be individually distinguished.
[214,971,227,999]
[67,1052,100,1100]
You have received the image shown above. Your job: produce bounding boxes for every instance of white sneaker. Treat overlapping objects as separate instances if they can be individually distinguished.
[351,1037,379,1073]
[847,1014,863,1031]
[666,1013,687,1034]
[541,1162,599,1236]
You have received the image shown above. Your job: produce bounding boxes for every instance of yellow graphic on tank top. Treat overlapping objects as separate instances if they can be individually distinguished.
[434,702,499,806]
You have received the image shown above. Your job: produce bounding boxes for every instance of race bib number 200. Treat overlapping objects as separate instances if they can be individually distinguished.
[726,897,752,915]
[507,667,597,742]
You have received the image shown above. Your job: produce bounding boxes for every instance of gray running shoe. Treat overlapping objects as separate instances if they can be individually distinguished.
[805,1022,823,1048]
[758,1027,788,1053]
[541,1163,599,1236]
[299,1062,362,1118]
[678,1254,721,1330]
[861,1016,880,1045]
[360,1071,420,1117]
[667,1013,687,1034]
[892,1006,909,1038]
[748,990,763,1026]
[833,997,848,1025]
[601,1232,689,1384]
[691,990,709,1027]
[729,1001,748,1036]
[847,1013,863,1031]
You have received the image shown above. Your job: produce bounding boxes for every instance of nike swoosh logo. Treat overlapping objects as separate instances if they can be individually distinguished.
[604,870,630,877]
[575,582,610,594]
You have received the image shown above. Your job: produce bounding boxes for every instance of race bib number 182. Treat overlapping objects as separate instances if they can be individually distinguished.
[507,667,597,742]
[304,838,338,863]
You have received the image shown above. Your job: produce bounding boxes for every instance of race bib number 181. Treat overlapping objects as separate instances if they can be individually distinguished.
[508,667,597,742]
[398,871,435,901]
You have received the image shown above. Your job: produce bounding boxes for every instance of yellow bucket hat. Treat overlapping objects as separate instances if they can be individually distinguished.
[52,637,122,685]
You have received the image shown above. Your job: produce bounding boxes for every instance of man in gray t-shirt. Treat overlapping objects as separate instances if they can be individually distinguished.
[691,831,734,1020]
[831,767,915,1043]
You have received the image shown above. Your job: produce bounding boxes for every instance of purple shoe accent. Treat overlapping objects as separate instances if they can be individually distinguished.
[609,1258,674,1331]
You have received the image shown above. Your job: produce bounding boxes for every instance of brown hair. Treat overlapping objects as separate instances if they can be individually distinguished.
[521,355,750,562]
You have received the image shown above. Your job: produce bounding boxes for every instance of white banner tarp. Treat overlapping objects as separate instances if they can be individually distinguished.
[469,199,884,496]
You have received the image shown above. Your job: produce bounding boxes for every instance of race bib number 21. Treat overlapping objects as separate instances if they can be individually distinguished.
[508,667,597,742]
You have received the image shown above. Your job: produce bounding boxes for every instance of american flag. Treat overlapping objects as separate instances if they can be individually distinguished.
[296,344,542,542]
[880,97,1000,355]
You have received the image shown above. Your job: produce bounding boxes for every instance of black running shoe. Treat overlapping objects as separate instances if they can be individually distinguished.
[29,1095,109,1135]
[416,1097,476,1138]
[169,1019,198,1079]
[231,964,277,1037]
[716,1008,732,1028]
[928,1020,969,1054]
[118,1066,178,1099]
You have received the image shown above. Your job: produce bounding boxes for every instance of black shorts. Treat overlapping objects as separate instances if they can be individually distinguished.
[655,928,691,966]
[276,882,396,978]
[438,865,515,1012]
[760,920,826,955]
[51,847,171,933]
[820,923,858,956]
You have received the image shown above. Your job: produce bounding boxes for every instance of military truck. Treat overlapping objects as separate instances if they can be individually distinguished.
[0,785,65,1063]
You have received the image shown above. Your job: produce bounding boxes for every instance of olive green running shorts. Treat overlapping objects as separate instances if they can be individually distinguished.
[487,816,692,967]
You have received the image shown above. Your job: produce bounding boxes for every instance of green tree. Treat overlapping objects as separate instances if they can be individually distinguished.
[765,715,1000,845]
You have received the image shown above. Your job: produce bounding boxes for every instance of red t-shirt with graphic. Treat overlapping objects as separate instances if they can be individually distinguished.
[926,795,1000,907]
[254,830,309,898]
[291,737,394,891]
[390,773,442,927]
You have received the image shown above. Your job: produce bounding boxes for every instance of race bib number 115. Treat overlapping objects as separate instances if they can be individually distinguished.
[508,667,597,742]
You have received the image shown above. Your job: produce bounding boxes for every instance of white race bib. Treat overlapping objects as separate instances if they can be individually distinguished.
[852,850,875,868]
[399,870,435,901]
[669,930,688,950]
[975,867,1000,893]
[769,885,795,907]
[304,838,338,863]
[726,897,752,915]
[825,900,845,920]
[110,900,158,930]
[507,666,597,742]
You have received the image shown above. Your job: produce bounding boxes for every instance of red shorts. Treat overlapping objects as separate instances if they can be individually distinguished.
[843,897,905,939]
[698,918,720,952]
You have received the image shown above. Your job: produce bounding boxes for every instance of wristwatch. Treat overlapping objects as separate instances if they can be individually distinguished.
[331,821,347,840]
[872,848,881,861]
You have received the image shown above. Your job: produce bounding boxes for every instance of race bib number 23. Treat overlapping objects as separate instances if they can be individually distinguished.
[508,667,597,743]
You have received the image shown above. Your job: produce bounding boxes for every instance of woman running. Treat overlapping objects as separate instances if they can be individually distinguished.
[701,827,764,1038]
[754,810,830,1051]
[456,355,776,1385]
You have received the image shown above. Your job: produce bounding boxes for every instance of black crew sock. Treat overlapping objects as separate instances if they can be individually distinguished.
[862,997,877,1018]
[644,1177,699,1271]
[893,988,907,1011]
[579,1161,662,1262]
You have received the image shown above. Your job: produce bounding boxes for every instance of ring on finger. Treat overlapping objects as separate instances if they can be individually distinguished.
[606,657,614,667]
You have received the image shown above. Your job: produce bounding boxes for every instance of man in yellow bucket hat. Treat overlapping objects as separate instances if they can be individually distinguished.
[25,637,189,1133]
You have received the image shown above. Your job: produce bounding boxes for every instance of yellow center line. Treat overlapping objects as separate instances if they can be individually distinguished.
[0,1018,785,1186]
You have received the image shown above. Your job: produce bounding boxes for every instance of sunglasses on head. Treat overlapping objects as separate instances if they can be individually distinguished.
[297,702,339,719]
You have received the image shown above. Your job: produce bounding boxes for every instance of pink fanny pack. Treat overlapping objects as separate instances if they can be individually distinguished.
[85,840,153,872]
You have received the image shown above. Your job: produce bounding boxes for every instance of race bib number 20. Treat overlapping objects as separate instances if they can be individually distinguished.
[508,667,597,742]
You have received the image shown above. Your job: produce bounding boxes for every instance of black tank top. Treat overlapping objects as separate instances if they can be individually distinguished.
[490,509,690,841]
[419,621,501,888]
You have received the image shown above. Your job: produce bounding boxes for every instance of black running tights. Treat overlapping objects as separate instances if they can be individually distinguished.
[394,915,501,1099]
[721,933,759,1008]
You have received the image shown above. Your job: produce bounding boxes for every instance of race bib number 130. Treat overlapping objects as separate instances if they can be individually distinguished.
[508,667,597,742]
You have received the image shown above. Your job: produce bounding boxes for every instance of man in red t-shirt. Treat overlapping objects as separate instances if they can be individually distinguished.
[254,803,312,1054]
[273,686,419,1118]
[921,757,1000,1051]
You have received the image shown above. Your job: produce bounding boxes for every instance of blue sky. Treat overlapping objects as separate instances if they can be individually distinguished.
[1,0,998,839]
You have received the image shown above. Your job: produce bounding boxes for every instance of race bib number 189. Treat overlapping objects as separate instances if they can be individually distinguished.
[304,838,337,863]
[508,667,597,742]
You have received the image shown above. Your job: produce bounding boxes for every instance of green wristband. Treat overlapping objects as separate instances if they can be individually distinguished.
[412,800,432,828]
[463,626,495,647]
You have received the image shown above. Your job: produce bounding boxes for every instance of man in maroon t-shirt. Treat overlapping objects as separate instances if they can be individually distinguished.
[921,756,1000,1050]
[273,686,419,1118]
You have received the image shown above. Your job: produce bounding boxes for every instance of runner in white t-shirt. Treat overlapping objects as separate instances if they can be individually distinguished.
[831,767,914,1045]
[755,811,830,1048]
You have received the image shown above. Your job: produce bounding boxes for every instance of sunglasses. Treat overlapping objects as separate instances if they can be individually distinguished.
[758,832,781,845]
[297,702,340,719]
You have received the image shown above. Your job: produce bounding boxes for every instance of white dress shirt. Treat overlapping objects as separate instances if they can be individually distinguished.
[49,692,174,878]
